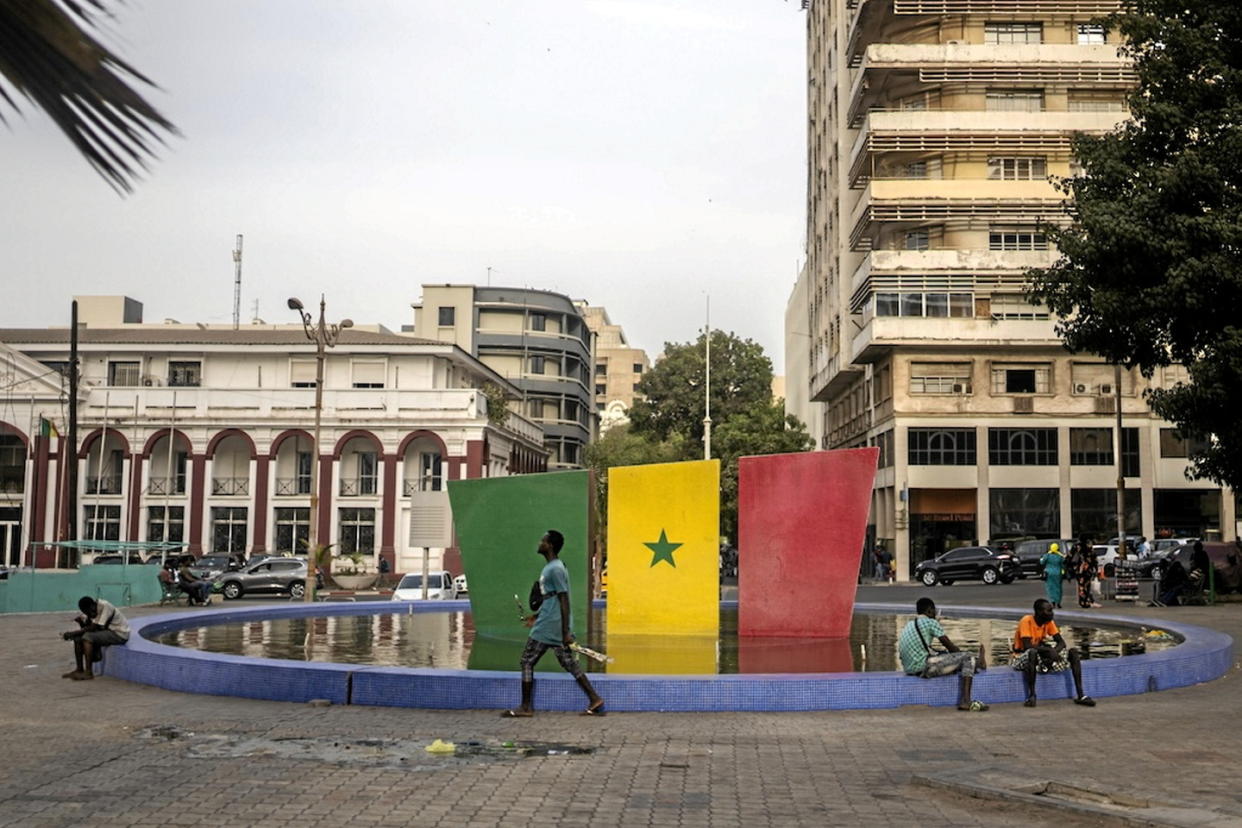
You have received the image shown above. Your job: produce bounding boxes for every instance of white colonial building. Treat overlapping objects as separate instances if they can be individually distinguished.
[0,297,548,575]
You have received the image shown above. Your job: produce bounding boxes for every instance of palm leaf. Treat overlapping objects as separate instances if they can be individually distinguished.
[0,0,178,193]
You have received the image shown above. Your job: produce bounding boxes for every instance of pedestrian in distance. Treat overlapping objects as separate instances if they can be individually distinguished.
[503,530,605,718]
[897,597,989,711]
[1011,599,1095,708]
[1075,538,1099,609]
[62,596,129,681]
[1040,542,1066,608]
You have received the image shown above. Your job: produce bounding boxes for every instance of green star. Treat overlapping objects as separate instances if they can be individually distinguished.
[644,529,682,568]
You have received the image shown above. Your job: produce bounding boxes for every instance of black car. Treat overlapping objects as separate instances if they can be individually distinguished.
[1013,538,1076,579]
[914,546,1020,586]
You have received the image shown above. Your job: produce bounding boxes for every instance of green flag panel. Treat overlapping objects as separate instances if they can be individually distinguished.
[447,470,592,642]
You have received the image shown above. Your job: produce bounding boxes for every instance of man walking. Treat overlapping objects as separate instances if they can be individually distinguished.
[1012,599,1095,707]
[898,597,988,711]
[504,530,605,717]
[62,596,129,680]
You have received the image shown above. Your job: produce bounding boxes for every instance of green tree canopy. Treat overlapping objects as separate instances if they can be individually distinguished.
[0,0,177,192]
[1027,0,1242,486]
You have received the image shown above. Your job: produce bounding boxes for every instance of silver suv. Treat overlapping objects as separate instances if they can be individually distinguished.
[214,557,322,600]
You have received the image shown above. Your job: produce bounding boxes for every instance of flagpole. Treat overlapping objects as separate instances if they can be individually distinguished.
[162,391,176,560]
[703,294,711,461]
[91,392,109,555]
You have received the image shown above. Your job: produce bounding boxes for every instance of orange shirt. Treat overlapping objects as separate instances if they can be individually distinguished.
[1012,614,1059,653]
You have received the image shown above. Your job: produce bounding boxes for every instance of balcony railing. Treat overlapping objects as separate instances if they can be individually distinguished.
[0,473,23,495]
[274,477,312,496]
[402,479,443,496]
[211,477,250,496]
[147,477,186,496]
[339,478,378,497]
[85,476,123,495]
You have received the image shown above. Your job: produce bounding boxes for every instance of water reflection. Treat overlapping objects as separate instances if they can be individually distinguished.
[153,608,1175,675]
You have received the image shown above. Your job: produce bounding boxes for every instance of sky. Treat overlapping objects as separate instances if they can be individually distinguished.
[0,1,806,371]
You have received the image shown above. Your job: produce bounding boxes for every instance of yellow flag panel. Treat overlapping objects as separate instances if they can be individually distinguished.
[607,459,720,637]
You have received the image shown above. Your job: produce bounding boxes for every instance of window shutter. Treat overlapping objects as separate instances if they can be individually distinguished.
[290,361,316,385]
[352,361,386,386]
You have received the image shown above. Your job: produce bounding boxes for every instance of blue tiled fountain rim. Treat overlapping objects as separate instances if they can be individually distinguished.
[107,600,1233,712]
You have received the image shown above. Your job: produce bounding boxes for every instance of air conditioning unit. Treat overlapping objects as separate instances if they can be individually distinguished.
[1074,382,1089,394]
[1095,396,1116,414]
[951,383,967,394]
[142,375,161,387]
[1099,383,1113,395]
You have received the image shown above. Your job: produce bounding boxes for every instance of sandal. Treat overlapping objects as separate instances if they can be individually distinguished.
[1074,695,1096,707]
[581,700,606,716]
[501,709,533,718]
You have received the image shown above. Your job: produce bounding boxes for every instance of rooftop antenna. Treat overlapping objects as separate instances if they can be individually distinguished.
[232,234,244,330]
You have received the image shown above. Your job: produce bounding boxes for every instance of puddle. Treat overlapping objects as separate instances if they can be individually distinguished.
[135,726,594,769]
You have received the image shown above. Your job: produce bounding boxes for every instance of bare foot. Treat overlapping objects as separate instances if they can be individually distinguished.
[582,698,605,716]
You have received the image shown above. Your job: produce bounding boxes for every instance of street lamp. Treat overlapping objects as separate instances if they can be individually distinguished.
[288,295,353,602]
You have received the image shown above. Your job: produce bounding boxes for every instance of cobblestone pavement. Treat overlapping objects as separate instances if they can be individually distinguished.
[2,582,1239,827]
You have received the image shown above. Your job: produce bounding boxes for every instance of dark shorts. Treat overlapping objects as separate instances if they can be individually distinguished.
[82,630,127,647]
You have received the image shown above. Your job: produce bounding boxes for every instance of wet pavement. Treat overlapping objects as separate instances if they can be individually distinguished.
[2,580,1239,827]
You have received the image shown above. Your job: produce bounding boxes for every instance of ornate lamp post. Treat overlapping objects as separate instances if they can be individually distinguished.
[288,296,352,602]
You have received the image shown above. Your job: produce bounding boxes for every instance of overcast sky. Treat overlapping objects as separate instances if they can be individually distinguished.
[1,1,806,371]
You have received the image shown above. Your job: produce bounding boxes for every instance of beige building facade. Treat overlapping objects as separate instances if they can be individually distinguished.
[785,0,1236,580]
[579,305,651,433]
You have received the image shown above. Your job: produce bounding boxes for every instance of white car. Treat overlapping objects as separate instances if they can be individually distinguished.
[391,571,457,600]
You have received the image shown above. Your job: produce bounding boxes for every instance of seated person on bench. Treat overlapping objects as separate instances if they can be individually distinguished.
[177,556,213,605]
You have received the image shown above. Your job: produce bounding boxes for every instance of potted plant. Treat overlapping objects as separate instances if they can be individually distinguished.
[332,548,378,591]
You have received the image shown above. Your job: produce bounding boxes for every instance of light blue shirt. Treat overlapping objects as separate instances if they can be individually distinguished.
[530,558,572,646]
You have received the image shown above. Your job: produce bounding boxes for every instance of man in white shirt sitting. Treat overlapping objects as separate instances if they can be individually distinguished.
[62,596,130,681]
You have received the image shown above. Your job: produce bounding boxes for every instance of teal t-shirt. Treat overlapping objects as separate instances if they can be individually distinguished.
[898,615,943,675]
[530,558,572,646]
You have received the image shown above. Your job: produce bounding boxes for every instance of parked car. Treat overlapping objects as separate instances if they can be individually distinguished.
[1136,544,1188,581]
[453,573,468,595]
[89,551,146,565]
[390,571,457,600]
[1151,537,1198,555]
[189,554,235,580]
[913,546,1020,586]
[1013,538,1076,579]
[214,556,321,600]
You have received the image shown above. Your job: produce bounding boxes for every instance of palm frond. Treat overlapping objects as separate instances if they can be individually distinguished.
[0,0,178,193]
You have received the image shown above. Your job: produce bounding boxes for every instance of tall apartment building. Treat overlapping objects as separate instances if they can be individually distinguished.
[0,297,547,574]
[579,305,651,433]
[786,0,1236,579]
[412,285,597,469]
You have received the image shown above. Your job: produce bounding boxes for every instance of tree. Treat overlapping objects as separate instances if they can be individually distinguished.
[0,0,177,192]
[1027,0,1242,487]
[626,330,813,541]
[629,330,774,449]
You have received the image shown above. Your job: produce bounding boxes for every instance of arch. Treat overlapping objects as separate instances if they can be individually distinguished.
[78,428,131,459]
[0,421,29,450]
[397,429,448,459]
[333,429,385,460]
[141,428,194,458]
[269,429,315,457]
[206,428,258,460]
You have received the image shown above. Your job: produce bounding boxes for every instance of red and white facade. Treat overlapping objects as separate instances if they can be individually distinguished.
[0,315,547,574]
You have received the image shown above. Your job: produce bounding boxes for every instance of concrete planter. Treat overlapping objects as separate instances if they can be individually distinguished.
[331,573,378,591]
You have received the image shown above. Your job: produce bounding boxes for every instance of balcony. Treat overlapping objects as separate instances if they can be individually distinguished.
[0,471,23,495]
[339,478,379,498]
[848,109,1129,186]
[850,249,1057,306]
[274,478,311,497]
[850,314,1060,363]
[85,475,123,495]
[849,43,1134,123]
[211,477,250,496]
[146,477,186,496]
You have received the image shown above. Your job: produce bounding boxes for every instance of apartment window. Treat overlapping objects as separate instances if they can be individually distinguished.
[167,361,201,387]
[871,429,894,468]
[990,489,1060,538]
[1076,23,1106,44]
[904,230,929,251]
[294,451,313,495]
[211,506,248,554]
[989,226,1048,251]
[633,363,644,374]
[437,306,455,326]
[338,508,375,555]
[0,436,23,493]
[147,506,185,543]
[595,363,606,376]
[908,428,977,466]
[991,363,1050,394]
[274,507,310,554]
[356,452,378,496]
[595,383,606,395]
[107,361,140,387]
[988,428,1057,465]
[1068,90,1126,112]
[899,90,941,111]
[991,293,1050,321]
[1159,428,1210,458]
[419,453,443,492]
[874,292,972,318]
[1070,427,1114,465]
[1122,427,1140,477]
[529,313,547,332]
[910,363,972,395]
[988,156,1047,180]
[984,21,1043,44]
[986,89,1044,112]
[351,361,385,389]
[1072,489,1142,538]
[529,356,545,375]
[84,505,121,542]
[290,360,317,388]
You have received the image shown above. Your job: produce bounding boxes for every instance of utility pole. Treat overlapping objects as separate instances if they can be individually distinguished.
[232,234,243,331]
[703,294,712,461]
[66,300,79,544]
[1114,362,1126,560]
